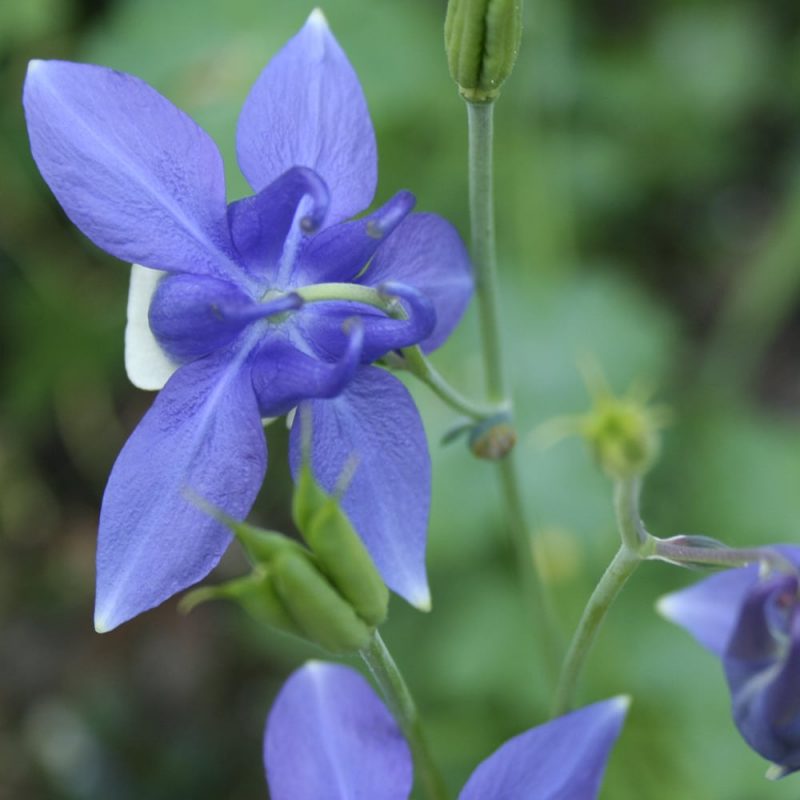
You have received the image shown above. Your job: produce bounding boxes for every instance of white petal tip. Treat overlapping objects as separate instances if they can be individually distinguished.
[410,587,432,613]
[27,59,45,73]
[93,612,115,634]
[655,593,678,622]
[308,8,329,28]
[612,695,632,714]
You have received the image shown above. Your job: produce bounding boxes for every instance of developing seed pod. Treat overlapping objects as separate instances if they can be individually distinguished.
[272,549,373,655]
[180,570,302,638]
[304,498,389,628]
[292,461,331,534]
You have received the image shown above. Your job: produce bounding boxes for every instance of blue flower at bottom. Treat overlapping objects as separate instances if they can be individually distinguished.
[265,662,629,800]
[22,10,473,632]
[659,545,800,776]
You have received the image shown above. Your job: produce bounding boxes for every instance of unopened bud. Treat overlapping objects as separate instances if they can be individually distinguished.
[445,0,523,103]
[469,413,517,460]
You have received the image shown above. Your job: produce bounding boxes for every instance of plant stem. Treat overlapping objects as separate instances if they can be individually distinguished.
[551,544,640,717]
[361,632,449,800]
[468,102,505,403]
[652,538,793,573]
[466,101,561,676]
[551,477,647,716]
[466,99,562,678]
[400,346,505,421]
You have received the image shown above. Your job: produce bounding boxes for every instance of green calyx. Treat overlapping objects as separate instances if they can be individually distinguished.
[445,0,523,103]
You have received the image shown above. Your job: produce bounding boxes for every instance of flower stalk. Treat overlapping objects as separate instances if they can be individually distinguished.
[465,96,561,679]
[552,477,648,717]
[360,632,449,800]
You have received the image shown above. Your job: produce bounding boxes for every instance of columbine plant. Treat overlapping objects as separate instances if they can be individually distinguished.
[23,1,800,798]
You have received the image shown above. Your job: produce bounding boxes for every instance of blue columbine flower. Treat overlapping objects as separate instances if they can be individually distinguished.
[658,545,800,776]
[264,661,629,799]
[23,9,473,632]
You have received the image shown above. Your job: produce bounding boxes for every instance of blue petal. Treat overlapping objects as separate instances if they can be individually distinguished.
[264,662,412,800]
[236,11,377,226]
[23,60,239,278]
[289,367,431,609]
[657,566,760,657]
[292,191,416,285]
[360,213,473,353]
[658,546,800,657]
[298,282,436,364]
[725,573,800,771]
[459,697,629,800]
[228,167,330,280]
[149,273,301,362]
[94,347,266,631]
[251,321,364,417]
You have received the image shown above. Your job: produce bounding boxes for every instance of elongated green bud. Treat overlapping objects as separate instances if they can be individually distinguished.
[445,0,523,103]
[272,550,373,654]
[292,461,331,533]
[293,462,388,628]
[305,499,389,627]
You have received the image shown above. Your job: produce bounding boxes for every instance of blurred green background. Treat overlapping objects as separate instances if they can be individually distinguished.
[3,0,800,797]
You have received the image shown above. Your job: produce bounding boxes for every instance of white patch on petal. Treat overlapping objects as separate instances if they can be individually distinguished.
[124,264,178,391]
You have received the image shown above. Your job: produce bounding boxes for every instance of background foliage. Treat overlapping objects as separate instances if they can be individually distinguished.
[2,0,800,797]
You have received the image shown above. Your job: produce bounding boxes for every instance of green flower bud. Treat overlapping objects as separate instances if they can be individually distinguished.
[272,550,373,655]
[445,0,523,103]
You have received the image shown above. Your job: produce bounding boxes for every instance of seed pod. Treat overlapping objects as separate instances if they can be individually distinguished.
[304,498,389,628]
[292,461,331,534]
[272,550,373,655]
[445,0,523,102]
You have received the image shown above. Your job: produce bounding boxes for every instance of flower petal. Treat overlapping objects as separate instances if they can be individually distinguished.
[360,213,473,352]
[236,10,377,226]
[252,322,364,418]
[149,274,301,362]
[724,573,800,771]
[292,191,416,285]
[264,662,412,800]
[657,545,800,657]
[23,60,239,277]
[297,283,436,364]
[289,367,431,609]
[95,347,266,631]
[228,167,330,281]
[459,697,629,800]
[657,566,760,657]
[125,264,179,391]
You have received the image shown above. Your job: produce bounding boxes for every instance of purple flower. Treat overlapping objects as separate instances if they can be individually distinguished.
[658,546,800,775]
[23,10,473,632]
[265,661,629,799]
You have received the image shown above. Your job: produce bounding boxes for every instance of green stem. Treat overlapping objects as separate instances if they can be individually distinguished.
[613,477,648,552]
[468,101,506,403]
[360,632,449,800]
[551,545,641,717]
[400,346,506,421]
[551,477,649,716]
[466,99,562,679]
[652,538,793,573]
